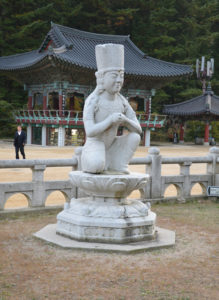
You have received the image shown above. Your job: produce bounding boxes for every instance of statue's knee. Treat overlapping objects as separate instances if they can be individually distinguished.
[90,159,105,173]
[129,132,141,146]
[82,156,105,173]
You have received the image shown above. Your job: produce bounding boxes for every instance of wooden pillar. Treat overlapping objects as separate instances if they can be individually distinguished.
[204,121,209,145]
[145,97,151,120]
[179,124,184,144]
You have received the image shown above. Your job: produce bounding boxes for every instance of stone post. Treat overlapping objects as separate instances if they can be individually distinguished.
[27,124,32,145]
[0,191,5,210]
[207,147,219,186]
[31,165,46,207]
[180,161,192,201]
[42,125,47,147]
[146,147,162,200]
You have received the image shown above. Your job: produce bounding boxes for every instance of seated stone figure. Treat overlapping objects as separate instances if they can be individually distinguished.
[81,44,142,174]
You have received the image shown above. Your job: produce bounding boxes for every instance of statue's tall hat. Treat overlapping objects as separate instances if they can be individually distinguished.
[95,44,124,72]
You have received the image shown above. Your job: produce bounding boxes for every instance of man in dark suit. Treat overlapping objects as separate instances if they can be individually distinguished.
[14,125,26,159]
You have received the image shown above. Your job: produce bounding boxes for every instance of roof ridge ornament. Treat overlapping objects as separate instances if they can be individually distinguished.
[52,45,67,54]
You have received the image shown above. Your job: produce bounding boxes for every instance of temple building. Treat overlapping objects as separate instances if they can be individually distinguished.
[163,84,219,145]
[0,23,192,146]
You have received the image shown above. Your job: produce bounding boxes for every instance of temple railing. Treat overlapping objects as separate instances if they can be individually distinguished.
[13,110,166,127]
[13,110,84,124]
[0,147,218,214]
[136,113,167,127]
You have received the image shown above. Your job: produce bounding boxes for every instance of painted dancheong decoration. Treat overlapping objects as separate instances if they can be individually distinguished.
[0,23,192,147]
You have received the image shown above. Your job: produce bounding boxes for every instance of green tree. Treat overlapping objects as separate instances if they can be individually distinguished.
[0,0,218,139]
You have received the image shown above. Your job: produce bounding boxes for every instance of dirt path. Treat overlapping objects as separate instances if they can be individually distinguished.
[0,143,210,208]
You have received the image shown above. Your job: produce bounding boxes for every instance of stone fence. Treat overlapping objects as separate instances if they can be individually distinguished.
[0,147,219,213]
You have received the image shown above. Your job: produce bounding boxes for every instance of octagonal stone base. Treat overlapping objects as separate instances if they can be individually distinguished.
[57,197,156,243]
[34,225,175,254]
[56,172,156,244]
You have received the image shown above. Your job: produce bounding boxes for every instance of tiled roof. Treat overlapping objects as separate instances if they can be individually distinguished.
[0,50,47,71]
[0,23,193,78]
[163,87,219,116]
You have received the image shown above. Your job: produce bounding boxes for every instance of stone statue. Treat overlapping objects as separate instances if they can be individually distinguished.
[56,44,160,245]
[81,44,142,174]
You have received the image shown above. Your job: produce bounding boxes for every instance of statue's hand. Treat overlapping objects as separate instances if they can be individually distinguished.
[111,113,126,124]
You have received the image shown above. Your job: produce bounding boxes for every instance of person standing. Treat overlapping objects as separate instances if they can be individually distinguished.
[14,125,26,159]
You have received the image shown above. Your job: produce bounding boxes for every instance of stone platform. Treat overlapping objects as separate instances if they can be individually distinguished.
[34,224,175,254]
[56,172,157,243]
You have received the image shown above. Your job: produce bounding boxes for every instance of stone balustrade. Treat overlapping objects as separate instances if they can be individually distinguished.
[0,157,78,212]
[0,147,219,213]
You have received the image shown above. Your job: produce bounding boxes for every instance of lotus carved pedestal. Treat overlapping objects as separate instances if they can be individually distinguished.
[56,171,157,244]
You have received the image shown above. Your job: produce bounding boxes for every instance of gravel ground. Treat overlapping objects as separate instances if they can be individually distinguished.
[0,201,218,300]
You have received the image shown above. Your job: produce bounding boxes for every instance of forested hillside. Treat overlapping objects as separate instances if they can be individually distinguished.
[0,0,218,138]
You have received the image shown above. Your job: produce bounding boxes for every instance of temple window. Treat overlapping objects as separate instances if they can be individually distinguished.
[129,96,145,112]
[48,92,59,110]
[33,93,43,110]
[65,92,84,111]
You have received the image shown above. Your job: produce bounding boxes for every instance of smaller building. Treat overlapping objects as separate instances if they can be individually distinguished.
[163,84,219,145]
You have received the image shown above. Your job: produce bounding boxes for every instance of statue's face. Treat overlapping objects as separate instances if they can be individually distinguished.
[102,70,124,94]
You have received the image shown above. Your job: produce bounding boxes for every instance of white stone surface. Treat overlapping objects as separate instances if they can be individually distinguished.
[57,171,156,243]
[34,225,175,253]
[55,44,157,244]
[69,171,149,198]
[81,43,142,174]
[57,207,156,243]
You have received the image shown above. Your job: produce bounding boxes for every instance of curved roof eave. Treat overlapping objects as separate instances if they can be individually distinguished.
[0,50,48,71]
[0,22,193,78]
[44,23,193,77]
[53,52,192,78]
[163,109,207,116]
[164,94,204,109]
[0,50,192,80]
